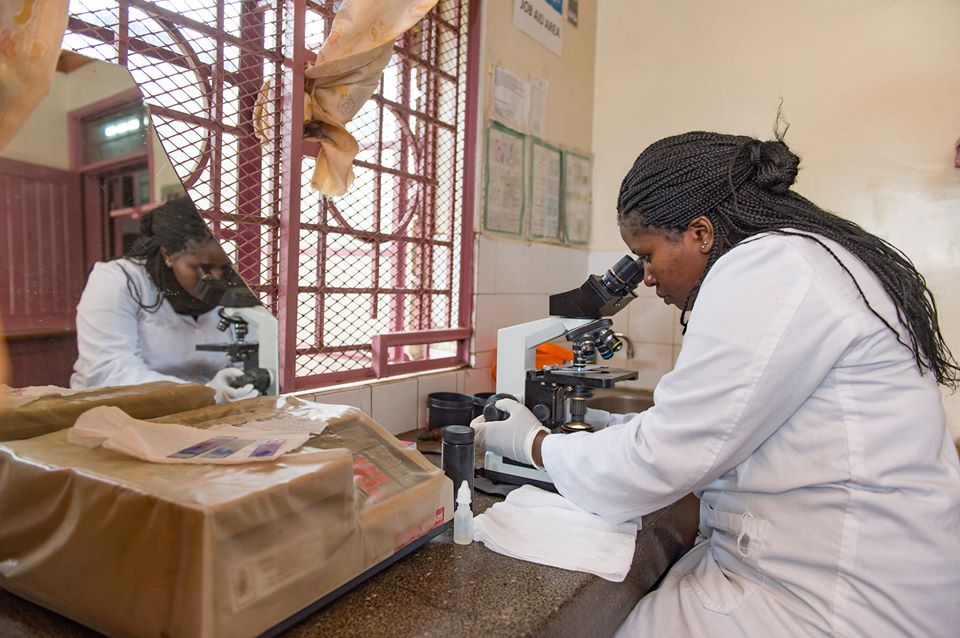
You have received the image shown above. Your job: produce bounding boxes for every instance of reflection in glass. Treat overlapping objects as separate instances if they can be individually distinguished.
[0,51,275,393]
[81,104,149,164]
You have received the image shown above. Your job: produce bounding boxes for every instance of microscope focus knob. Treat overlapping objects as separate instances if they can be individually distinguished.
[531,403,551,424]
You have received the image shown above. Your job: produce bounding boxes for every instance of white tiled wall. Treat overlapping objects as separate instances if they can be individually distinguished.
[300,369,466,437]
[298,238,683,436]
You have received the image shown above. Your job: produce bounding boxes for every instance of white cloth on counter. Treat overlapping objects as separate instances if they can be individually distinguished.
[473,484,640,582]
[68,405,316,465]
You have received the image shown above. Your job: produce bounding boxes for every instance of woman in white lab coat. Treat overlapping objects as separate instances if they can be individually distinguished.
[477,132,960,636]
[70,197,258,404]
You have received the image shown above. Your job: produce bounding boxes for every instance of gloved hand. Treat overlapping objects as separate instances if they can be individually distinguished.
[206,368,259,404]
[471,398,548,468]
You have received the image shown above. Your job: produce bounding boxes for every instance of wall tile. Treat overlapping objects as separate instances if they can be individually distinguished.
[587,250,626,277]
[521,294,549,323]
[474,350,495,369]
[621,343,674,391]
[523,242,554,294]
[494,239,528,293]
[473,294,499,353]
[475,235,497,294]
[307,386,372,415]
[463,366,495,395]
[370,379,419,435]
[549,245,589,291]
[474,293,524,353]
[627,297,676,346]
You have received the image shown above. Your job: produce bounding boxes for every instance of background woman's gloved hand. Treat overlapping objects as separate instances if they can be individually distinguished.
[206,367,259,404]
[470,398,548,468]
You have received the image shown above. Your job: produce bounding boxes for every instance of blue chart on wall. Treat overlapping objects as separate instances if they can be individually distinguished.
[545,0,562,14]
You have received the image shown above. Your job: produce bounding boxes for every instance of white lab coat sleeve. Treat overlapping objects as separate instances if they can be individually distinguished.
[73,263,188,388]
[542,238,861,524]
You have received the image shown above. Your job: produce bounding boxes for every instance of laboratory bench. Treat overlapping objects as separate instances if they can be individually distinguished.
[0,446,701,638]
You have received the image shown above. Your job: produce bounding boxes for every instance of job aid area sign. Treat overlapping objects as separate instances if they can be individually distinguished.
[514,0,563,57]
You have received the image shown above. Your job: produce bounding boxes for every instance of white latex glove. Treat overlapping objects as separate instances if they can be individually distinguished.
[473,398,549,468]
[206,368,259,404]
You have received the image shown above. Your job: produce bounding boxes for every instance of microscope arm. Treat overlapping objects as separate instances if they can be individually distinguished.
[495,317,593,400]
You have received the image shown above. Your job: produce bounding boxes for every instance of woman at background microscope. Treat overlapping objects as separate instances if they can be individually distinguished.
[474,131,960,636]
[70,197,258,404]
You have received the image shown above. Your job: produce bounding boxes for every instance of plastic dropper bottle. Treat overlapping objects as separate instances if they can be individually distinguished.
[453,480,474,545]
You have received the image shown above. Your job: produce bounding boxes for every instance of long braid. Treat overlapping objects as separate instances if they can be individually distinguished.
[617,131,960,389]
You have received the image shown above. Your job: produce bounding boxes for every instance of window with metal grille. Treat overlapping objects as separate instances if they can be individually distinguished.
[64,0,476,392]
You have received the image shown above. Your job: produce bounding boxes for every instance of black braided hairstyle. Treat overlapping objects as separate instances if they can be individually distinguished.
[120,196,215,312]
[616,131,960,389]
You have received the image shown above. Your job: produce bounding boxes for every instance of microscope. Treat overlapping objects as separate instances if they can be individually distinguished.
[482,255,646,489]
[194,271,279,396]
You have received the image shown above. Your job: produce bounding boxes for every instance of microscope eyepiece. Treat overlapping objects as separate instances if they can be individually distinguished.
[600,255,644,296]
[549,255,644,319]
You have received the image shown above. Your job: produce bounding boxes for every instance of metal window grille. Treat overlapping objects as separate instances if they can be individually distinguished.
[64,0,476,391]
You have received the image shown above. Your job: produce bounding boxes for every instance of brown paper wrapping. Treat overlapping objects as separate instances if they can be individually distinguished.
[0,381,216,442]
[0,396,452,638]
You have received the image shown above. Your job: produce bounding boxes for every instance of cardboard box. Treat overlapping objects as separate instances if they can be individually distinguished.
[0,397,452,637]
[0,381,215,442]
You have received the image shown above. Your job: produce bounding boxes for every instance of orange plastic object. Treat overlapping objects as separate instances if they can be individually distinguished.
[490,343,573,380]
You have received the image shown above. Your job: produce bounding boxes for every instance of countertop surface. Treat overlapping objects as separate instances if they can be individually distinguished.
[0,446,700,638]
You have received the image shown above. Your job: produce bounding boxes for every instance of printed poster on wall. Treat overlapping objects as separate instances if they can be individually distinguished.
[514,0,563,57]
[562,150,592,244]
[490,66,529,133]
[529,138,562,241]
[483,122,525,236]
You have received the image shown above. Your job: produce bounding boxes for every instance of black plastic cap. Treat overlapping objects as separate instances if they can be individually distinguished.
[442,425,475,444]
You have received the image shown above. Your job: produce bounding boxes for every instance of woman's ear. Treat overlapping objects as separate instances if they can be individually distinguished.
[688,215,715,254]
[159,247,174,268]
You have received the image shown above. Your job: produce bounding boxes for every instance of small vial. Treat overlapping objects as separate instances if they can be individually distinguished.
[441,425,475,498]
[454,480,474,545]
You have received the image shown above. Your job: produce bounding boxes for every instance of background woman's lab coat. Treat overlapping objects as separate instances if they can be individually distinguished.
[70,260,234,389]
[543,233,960,637]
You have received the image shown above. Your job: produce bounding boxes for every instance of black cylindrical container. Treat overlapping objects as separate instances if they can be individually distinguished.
[442,425,475,498]
[427,392,474,430]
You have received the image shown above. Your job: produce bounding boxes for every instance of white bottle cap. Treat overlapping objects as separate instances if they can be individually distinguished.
[456,480,471,504]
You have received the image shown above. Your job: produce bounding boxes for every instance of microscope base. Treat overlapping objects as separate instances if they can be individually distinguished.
[482,451,558,493]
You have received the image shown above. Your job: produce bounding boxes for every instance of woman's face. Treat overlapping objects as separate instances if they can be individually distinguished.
[162,240,232,298]
[619,216,713,309]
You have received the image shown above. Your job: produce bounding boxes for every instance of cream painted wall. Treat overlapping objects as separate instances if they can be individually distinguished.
[2,73,70,169]
[591,0,960,435]
[479,0,597,157]
[2,59,179,201]
[466,1,599,389]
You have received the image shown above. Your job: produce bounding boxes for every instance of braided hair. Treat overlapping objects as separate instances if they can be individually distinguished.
[121,196,215,312]
[617,131,959,389]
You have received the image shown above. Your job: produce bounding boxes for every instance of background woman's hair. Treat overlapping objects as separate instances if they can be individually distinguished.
[616,130,960,389]
[120,196,215,311]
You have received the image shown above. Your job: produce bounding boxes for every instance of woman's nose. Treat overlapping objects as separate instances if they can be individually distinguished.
[643,264,656,286]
